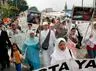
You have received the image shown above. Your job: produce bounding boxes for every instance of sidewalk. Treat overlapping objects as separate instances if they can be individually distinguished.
[0,63,29,71]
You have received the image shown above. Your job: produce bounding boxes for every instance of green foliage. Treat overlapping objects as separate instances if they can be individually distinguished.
[12,0,28,12]
[29,6,39,13]
[0,4,18,18]
[0,0,28,19]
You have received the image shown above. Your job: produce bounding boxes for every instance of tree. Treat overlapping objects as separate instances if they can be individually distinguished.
[29,6,39,13]
[65,3,67,11]
[0,3,19,18]
[0,0,28,19]
[12,0,28,12]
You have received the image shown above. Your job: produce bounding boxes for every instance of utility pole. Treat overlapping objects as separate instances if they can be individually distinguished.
[94,0,96,8]
[15,0,18,17]
[93,0,95,8]
[94,0,96,18]
[16,0,17,8]
[82,0,83,7]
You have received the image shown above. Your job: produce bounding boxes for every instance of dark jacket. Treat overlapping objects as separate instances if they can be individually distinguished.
[0,30,11,47]
[0,30,12,57]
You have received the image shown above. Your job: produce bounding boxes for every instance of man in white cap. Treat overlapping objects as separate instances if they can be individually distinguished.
[40,22,56,67]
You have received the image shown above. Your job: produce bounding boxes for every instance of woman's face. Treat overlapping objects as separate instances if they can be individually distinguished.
[11,23,17,30]
[28,24,32,29]
[58,41,66,51]
[30,33,34,38]
[13,45,17,51]
[71,29,76,35]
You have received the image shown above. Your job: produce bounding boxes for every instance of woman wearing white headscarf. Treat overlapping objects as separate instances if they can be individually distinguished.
[51,38,76,65]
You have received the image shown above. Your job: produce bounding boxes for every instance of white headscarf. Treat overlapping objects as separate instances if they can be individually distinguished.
[54,38,67,52]
[26,30,35,39]
[51,38,75,65]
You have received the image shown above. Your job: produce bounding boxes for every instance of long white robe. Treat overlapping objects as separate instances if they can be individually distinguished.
[12,33,26,49]
[8,29,26,50]
[40,29,56,67]
[18,16,27,29]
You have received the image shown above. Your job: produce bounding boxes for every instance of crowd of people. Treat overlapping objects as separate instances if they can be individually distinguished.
[0,12,96,71]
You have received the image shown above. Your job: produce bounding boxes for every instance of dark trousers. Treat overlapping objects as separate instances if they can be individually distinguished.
[0,48,10,69]
[87,50,96,58]
[15,63,21,71]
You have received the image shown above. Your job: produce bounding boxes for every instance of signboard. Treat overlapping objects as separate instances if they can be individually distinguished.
[35,59,96,71]
[72,7,94,21]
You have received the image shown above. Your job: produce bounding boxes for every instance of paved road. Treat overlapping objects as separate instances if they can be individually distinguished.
[0,63,29,71]
[0,65,29,71]
[0,49,29,71]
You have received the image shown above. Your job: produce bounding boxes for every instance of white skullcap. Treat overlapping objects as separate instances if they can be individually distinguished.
[43,22,48,25]
[93,21,96,24]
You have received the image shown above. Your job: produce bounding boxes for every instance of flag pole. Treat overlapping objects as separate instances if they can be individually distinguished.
[82,8,94,44]
[39,12,43,49]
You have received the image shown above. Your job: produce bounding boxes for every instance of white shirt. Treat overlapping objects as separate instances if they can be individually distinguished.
[40,29,56,55]
[40,29,49,44]
[40,29,56,48]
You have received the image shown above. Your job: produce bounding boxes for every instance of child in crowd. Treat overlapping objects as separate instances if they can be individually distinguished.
[51,38,76,65]
[11,43,23,71]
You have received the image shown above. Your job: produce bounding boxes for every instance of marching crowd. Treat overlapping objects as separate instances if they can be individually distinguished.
[0,13,96,71]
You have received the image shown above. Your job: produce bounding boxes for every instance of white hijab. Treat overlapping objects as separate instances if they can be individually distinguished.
[51,38,75,65]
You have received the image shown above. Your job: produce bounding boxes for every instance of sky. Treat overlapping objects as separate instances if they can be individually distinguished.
[25,0,94,11]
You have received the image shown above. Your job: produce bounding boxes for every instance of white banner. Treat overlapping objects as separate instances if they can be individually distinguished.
[35,59,96,71]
